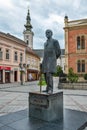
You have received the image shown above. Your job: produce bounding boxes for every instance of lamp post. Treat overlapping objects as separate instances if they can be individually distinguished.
[19,63,30,85]
[19,63,23,85]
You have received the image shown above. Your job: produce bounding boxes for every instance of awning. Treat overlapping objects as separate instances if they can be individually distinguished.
[0,66,4,70]
[4,67,11,70]
[0,66,11,70]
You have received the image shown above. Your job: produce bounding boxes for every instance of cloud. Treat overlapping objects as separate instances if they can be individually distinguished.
[0,0,87,49]
[0,0,13,9]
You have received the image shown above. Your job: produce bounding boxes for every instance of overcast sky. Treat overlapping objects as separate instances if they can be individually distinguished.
[0,0,87,49]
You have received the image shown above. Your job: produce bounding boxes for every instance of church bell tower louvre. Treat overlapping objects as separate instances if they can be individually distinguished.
[23,8,34,49]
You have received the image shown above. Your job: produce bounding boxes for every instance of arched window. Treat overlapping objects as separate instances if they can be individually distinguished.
[77,60,85,73]
[77,35,85,50]
[77,36,80,50]
[82,60,85,72]
[77,60,81,72]
[26,40,29,45]
[81,36,85,49]
[20,53,23,62]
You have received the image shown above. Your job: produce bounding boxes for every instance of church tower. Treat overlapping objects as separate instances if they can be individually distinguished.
[23,8,34,49]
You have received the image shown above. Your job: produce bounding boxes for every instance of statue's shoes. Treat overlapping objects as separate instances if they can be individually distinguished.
[42,90,48,92]
[48,90,53,94]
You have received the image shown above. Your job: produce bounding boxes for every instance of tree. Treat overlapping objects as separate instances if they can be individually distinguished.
[38,74,47,86]
[84,73,87,80]
[53,65,63,77]
[67,68,78,83]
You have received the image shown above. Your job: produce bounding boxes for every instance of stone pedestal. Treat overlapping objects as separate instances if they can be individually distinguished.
[29,91,63,121]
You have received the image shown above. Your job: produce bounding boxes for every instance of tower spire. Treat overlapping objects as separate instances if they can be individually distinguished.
[23,7,34,49]
[24,8,32,31]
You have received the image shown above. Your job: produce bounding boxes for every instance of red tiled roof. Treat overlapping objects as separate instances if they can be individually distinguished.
[0,32,27,47]
[26,47,40,59]
[0,31,40,59]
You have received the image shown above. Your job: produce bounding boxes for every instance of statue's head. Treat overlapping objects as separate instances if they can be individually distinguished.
[45,29,53,39]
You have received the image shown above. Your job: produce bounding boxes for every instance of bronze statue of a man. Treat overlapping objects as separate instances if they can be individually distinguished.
[42,29,61,94]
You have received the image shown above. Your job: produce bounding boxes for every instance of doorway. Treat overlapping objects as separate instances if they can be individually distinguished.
[5,72,10,83]
[0,70,3,83]
[14,71,17,82]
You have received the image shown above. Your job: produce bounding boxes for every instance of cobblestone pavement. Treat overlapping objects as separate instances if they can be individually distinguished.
[0,81,37,89]
[0,81,87,116]
[63,89,87,112]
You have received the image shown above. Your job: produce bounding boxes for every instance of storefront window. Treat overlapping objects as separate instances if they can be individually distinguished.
[0,70,3,83]
[5,71,10,83]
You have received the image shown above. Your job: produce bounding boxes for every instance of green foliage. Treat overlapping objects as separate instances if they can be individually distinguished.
[67,68,78,83]
[84,73,87,80]
[38,74,47,86]
[53,65,63,77]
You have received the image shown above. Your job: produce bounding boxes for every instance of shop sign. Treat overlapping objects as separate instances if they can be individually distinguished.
[0,66,11,70]
[4,67,11,70]
[0,66,4,70]
[14,68,18,71]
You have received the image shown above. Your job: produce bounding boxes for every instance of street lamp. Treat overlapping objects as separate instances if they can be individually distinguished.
[19,63,24,85]
[19,63,30,85]
[27,64,30,68]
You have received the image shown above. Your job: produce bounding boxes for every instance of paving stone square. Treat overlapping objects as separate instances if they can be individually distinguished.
[0,81,87,129]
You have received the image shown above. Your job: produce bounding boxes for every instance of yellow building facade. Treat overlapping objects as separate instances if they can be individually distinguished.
[0,32,26,83]
[0,9,40,84]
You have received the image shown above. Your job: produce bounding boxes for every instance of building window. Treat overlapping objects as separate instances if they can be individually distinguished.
[20,53,23,62]
[77,60,85,73]
[77,36,85,50]
[77,60,81,72]
[77,36,80,50]
[82,60,85,72]
[26,35,29,39]
[14,52,18,61]
[64,65,66,71]
[6,49,9,60]
[0,48,3,60]
[81,36,85,49]
[26,40,29,45]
